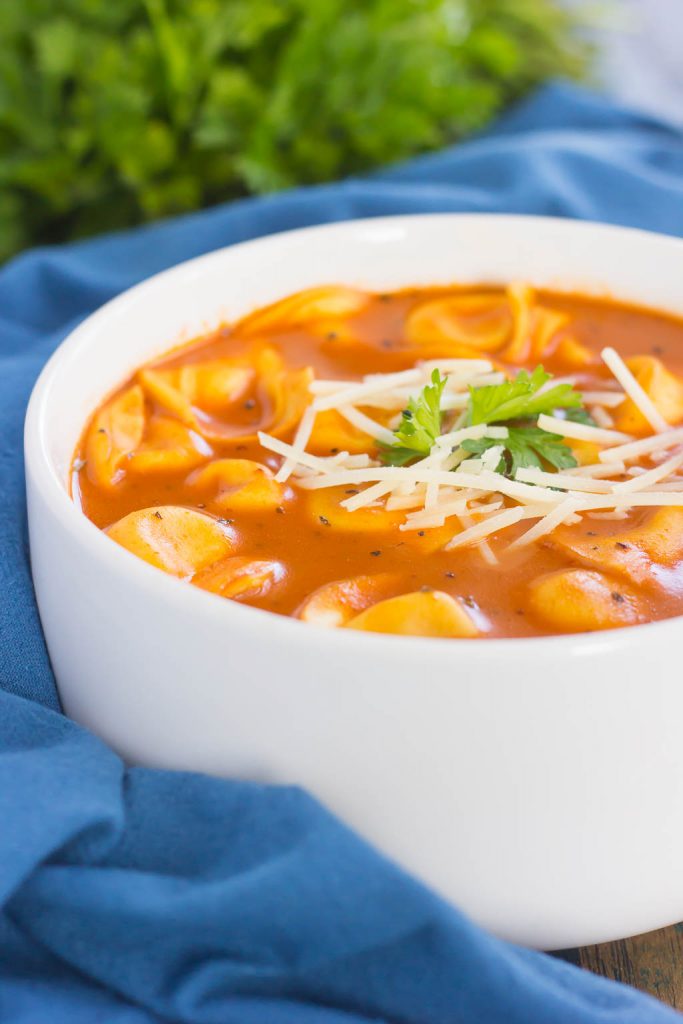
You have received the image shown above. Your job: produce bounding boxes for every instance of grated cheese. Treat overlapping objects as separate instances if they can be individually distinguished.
[586,510,630,520]
[435,424,509,448]
[262,353,683,557]
[514,467,617,493]
[563,460,626,478]
[275,406,316,483]
[590,405,615,429]
[580,390,626,408]
[341,481,397,511]
[312,369,423,411]
[599,427,683,463]
[259,432,331,473]
[536,413,632,445]
[337,405,396,445]
[611,451,683,494]
[444,506,537,551]
[601,346,670,433]
[507,498,583,550]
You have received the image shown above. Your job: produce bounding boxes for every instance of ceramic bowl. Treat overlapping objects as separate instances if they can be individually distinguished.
[25,214,683,949]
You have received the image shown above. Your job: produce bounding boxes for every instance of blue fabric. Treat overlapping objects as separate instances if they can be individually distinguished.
[1,82,683,1023]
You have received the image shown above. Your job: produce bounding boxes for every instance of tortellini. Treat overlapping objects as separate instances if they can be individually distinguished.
[106,507,235,578]
[613,356,683,434]
[106,506,285,602]
[189,459,289,512]
[546,509,683,586]
[85,385,145,487]
[297,574,399,627]
[345,590,480,638]
[527,569,644,632]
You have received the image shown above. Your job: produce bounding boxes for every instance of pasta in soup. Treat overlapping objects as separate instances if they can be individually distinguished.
[73,284,683,639]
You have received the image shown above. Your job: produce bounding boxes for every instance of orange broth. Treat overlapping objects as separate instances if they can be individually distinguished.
[73,285,683,638]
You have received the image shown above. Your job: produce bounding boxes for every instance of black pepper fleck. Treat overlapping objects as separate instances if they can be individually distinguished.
[97,428,107,434]
[330,448,339,454]
[345,488,359,495]
[417,530,425,537]
[463,596,476,608]
[217,517,233,525]
[445,571,456,579]
[370,550,382,557]
[586,531,597,537]
[611,592,625,603]
[319,516,331,526]
[244,399,256,410]
[276,506,285,514]
[615,541,629,550]
[652,345,663,356]
[153,510,163,519]
[326,331,338,341]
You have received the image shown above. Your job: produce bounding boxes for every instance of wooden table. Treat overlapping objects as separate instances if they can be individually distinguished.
[557,924,683,1011]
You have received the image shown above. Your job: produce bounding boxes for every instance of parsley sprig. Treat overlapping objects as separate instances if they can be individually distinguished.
[461,426,578,475]
[378,369,446,466]
[462,366,587,475]
[379,365,591,477]
[466,365,581,425]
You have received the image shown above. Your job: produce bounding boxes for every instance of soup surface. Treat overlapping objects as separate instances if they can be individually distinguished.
[73,284,683,638]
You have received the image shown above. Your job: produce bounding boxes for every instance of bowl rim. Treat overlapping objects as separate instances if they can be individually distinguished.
[24,211,683,658]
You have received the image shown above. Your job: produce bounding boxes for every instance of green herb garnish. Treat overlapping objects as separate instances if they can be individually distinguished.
[466,366,581,425]
[380,364,590,477]
[379,369,446,466]
[463,366,587,476]
[461,426,579,476]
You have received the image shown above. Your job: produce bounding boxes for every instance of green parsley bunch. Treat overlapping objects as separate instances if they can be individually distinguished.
[0,0,590,261]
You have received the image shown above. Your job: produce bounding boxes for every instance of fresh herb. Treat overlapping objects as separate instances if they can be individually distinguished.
[466,366,582,425]
[461,426,578,476]
[563,407,597,426]
[0,2,591,261]
[461,365,587,477]
[379,369,446,466]
[379,364,589,475]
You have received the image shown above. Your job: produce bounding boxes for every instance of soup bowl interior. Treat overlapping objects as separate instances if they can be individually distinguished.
[25,214,683,949]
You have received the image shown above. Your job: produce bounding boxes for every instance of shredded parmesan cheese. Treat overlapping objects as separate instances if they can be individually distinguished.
[508,498,583,550]
[536,414,632,445]
[599,427,683,463]
[580,390,626,408]
[435,424,509,448]
[601,346,670,433]
[312,369,423,412]
[275,406,316,483]
[590,405,615,429]
[514,467,617,493]
[611,451,683,494]
[337,405,396,445]
[444,506,535,551]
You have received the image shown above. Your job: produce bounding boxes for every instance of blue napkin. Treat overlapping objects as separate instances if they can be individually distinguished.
[2,83,683,1024]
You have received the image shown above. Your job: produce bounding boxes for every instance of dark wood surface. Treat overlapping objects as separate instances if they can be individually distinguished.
[558,923,683,1011]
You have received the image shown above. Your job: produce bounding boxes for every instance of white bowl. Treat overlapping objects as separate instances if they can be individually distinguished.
[25,215,683,950]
